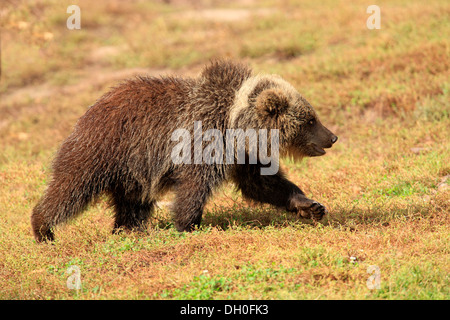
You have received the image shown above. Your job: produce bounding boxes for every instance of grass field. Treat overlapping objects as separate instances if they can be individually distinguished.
[1,0,449,300]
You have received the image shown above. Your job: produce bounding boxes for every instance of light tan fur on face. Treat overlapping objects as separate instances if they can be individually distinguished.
[229,74,299,128]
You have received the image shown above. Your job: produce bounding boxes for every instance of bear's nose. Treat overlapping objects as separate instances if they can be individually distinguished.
[331,135,338,144]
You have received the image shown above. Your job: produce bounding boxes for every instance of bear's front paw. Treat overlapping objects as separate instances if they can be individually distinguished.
[287,195,327,221]
[306,201,327,221]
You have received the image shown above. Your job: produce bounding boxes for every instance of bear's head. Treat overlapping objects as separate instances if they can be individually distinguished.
[230,74,338,159]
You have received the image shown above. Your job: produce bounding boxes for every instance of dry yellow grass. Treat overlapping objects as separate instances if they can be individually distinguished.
[0,0,449,300]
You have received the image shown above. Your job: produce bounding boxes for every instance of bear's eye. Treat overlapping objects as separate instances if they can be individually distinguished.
[308,119,315,126]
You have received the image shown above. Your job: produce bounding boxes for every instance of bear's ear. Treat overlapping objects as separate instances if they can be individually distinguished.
[255,88,289,119]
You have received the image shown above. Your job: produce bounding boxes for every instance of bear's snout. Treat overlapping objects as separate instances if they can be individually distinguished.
[322,134,337,149]
[331,135,338,144]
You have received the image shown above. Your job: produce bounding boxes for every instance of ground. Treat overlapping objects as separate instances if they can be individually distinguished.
[0,0,449,299]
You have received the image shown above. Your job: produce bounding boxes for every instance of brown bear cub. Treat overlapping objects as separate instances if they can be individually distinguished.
[31,60,337,242]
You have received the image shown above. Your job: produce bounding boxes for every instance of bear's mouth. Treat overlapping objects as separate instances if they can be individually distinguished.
[309,143,326,156]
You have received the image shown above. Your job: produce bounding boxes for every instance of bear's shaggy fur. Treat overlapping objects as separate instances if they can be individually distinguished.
[31,60,337,242]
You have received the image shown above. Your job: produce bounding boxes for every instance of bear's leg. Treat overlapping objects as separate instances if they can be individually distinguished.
[31,175,97,242]
[111,194,154,233]
[31,201,55,242]
[232,164,327,220]
[173,179,212,232]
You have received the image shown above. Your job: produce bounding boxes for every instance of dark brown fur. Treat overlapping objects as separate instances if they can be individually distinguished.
[31,60,337,242]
